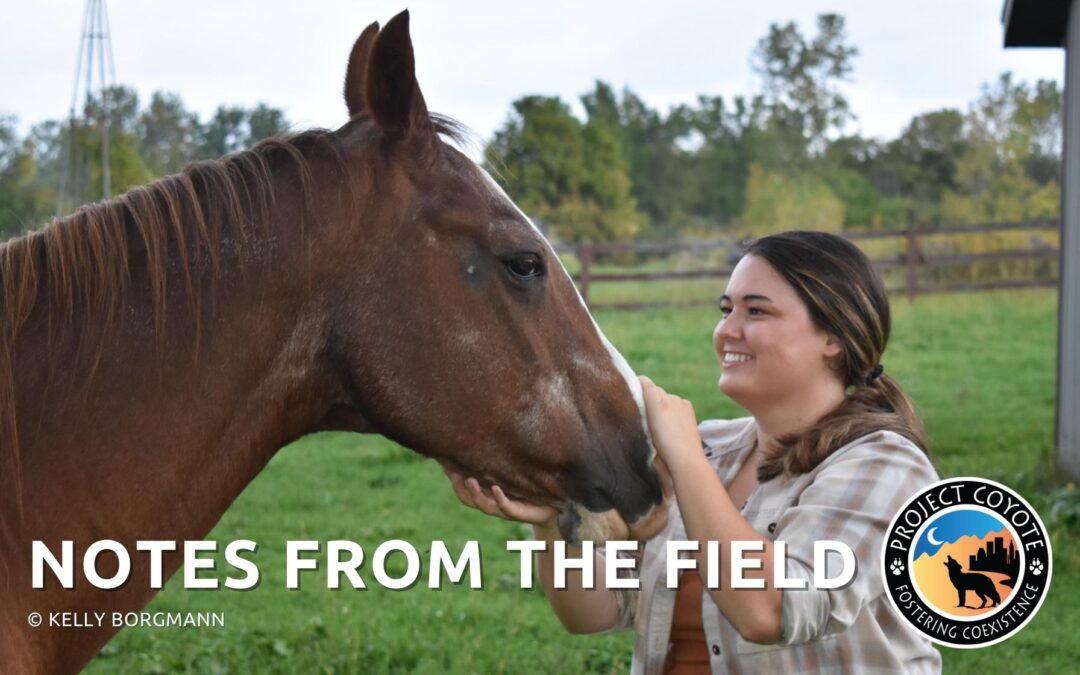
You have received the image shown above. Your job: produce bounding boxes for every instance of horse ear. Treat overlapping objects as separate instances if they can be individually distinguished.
[364,10,432,138]
[344,21,380,118]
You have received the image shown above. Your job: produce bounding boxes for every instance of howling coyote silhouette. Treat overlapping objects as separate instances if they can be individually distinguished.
[945,555,1001,609]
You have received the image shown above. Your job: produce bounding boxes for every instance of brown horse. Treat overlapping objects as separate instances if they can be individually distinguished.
[0,11,668,673]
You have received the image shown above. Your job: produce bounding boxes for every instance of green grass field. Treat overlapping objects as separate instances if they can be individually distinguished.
[86,288,1079,674]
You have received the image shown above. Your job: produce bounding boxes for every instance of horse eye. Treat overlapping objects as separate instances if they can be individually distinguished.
[505,255,544,280]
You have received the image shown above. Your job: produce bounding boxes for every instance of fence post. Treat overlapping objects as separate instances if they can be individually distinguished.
[579,243,593,306]
[905,226,919,301]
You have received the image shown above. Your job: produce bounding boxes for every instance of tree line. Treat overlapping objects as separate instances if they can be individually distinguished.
[0,90,288,238]
[484,15,1062,243]
[0,14,1062,244]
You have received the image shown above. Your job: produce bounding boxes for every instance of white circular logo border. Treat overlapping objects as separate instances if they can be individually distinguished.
[880,476,1053,649]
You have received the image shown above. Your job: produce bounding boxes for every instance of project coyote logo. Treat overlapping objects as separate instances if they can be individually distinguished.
[881,477,1052,648]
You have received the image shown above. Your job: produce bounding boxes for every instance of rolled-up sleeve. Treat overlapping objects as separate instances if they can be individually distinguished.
[771,434,938,646]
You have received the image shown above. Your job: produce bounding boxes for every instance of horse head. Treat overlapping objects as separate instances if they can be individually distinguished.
[316,11,669,543]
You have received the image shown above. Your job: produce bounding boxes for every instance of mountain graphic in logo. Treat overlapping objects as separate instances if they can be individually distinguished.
[911,509,1019,619]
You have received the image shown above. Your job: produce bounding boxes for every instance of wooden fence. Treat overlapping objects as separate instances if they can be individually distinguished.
[554,220,1061,311]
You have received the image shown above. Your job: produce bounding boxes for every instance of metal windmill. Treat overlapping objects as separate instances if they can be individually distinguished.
[56,0,117,216]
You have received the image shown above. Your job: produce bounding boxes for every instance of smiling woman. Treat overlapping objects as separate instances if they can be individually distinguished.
[450,230,944,674]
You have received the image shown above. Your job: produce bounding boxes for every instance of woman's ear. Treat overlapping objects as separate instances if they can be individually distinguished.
[823,334,843,359]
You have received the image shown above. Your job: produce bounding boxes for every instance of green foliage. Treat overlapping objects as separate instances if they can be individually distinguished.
[742,164,844,234]
[828,168,884,228]
[677,95,758,231]
[0,86,289,238]
[81,124,156,198]
[584,83,686,231]
[751,13,858,155]
[1044,486,1080,530]
[485,95,645,243]
[942,74,1063,225]
[247,104,290,147]
[137,92,200,176]
[890,110,967,199]
[478,14,1059,240]
[0,136,52,237]
[195,106,251,159]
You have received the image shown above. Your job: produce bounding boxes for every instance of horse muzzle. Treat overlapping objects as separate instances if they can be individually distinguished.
[557,453,673,545]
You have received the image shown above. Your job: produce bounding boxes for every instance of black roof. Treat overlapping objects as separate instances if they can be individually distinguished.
[1002,0,1070,47]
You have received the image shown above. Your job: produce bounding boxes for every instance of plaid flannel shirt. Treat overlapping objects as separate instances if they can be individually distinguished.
[601,417,943,675]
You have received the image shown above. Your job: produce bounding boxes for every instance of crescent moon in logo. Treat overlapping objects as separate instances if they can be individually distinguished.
[927,527,943,545]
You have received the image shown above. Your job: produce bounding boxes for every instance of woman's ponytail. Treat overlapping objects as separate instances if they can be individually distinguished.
[756,374,930,482]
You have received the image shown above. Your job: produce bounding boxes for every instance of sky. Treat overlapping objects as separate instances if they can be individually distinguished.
[0,0,1066,152]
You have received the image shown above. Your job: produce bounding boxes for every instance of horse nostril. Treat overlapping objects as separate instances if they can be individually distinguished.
[556,507,582,544]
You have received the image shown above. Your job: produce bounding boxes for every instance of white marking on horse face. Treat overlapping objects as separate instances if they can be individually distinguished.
[466,264,475,275]
[471,162,655,460]
[457,329,482,353]
[581,308,654,458]
[543,373,573,414]
[476,168,545,239]
[570,352,606,381]
[515,373,572,444]
[518,395,544,442]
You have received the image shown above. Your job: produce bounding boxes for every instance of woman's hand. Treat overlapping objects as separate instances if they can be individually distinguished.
[639,375,704,475]
[442,467,558,527]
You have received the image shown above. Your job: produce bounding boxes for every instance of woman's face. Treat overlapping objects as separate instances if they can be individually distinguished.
[713,254,843,410]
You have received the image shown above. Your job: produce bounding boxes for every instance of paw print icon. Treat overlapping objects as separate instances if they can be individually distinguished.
[1029,558,1045,576]
[890,558,905,576]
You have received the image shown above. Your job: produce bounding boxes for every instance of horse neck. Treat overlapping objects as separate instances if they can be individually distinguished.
[4,146,346,597]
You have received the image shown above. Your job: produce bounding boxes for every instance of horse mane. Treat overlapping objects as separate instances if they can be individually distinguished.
[0,128,335,528]
[2,128,338,347]
[0,113,468,347]
[0,113,469,524]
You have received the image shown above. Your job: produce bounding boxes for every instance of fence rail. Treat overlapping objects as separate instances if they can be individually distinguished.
[553,220,1060,311]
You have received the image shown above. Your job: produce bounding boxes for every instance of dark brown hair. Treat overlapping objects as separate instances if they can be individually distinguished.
[744,231,931,481]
